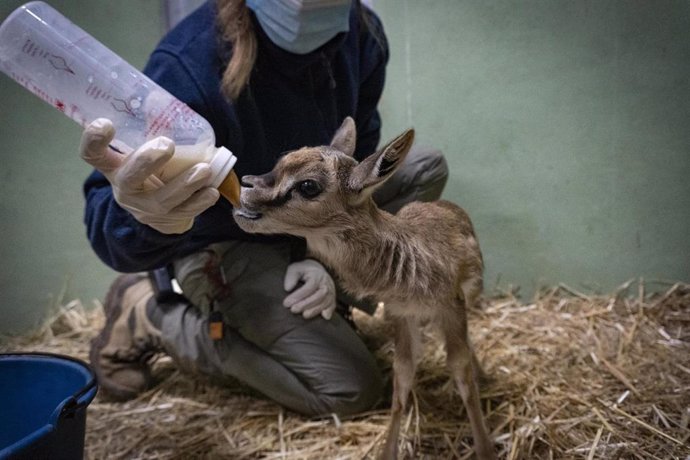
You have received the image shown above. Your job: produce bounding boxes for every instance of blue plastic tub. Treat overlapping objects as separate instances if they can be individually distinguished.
[0,353,98,460]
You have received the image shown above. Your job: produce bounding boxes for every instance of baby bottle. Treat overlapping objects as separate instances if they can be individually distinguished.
[0,1,241,206]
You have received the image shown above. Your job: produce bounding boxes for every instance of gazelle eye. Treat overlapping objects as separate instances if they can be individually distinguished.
[296,180,322,199]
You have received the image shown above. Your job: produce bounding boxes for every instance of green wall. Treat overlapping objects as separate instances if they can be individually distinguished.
[1,1,688,334]
[376,0,690,295]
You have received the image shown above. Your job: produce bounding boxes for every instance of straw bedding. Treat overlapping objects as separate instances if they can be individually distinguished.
[1,280,688,459]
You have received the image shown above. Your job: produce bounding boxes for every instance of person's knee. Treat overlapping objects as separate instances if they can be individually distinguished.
[375,144,449,213]
[341,365,384,415]
[317,354,384,417]
[407,144,449,197]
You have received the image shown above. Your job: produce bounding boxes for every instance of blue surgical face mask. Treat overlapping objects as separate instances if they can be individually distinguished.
[246,0,352,55]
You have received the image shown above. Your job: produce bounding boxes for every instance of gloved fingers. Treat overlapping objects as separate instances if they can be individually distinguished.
[299,300,329,318]
[165,187,220,219]
[150,164,215,212]
[303,295,336,320]
[79,118,122,174]
[320,305,336,320]
[288,283,329,315]
[283,276,319,309]
[132,187,218,235]
[304,300,335,320]
[116,137,174,189]
[283,262,305,292]
[283,259,324,291]
[133,188,218,230]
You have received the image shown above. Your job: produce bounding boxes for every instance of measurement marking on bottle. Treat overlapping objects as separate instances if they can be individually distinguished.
[21,39,75,74]
[111,98,136,117]
[48,54,75,74]
[21,38,48,58]
[146,99,197,137]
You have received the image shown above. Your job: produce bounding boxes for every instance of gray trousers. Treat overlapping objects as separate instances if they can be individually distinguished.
[157,144,448,416]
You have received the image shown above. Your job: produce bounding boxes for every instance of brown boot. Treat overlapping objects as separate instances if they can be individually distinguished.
[90,274,163,401]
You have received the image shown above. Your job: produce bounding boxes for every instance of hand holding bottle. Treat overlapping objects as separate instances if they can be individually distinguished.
[0,1,242,218]
[80,118,220,234]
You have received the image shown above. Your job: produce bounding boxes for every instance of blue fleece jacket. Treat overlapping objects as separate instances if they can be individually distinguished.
[83,1,388,272]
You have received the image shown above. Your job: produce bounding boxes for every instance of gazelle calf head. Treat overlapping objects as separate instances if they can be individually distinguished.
[233,117,415,237]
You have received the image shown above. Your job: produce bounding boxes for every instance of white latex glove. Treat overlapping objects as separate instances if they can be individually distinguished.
[80,118,219,234]
[283,259,337,320]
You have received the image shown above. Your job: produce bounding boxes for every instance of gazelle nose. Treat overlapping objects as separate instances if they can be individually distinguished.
[241,175,258,188]
[243,171,276,188]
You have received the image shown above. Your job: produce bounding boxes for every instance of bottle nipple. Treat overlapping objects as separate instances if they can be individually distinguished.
[218,169,241,207]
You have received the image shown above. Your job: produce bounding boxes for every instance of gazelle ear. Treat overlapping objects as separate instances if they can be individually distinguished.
[348,128,415,195]
[330,117,357,157]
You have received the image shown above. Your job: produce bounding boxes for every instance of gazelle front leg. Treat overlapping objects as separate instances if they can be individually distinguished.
[379,315,422,460]
[442,308,496,460]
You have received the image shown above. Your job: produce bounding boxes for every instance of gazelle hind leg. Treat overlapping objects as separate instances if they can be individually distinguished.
[443,301,496,460]
[461,277,491,384]
[379,315,422,460]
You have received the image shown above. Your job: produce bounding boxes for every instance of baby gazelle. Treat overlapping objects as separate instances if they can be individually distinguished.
[233,117,495,460]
